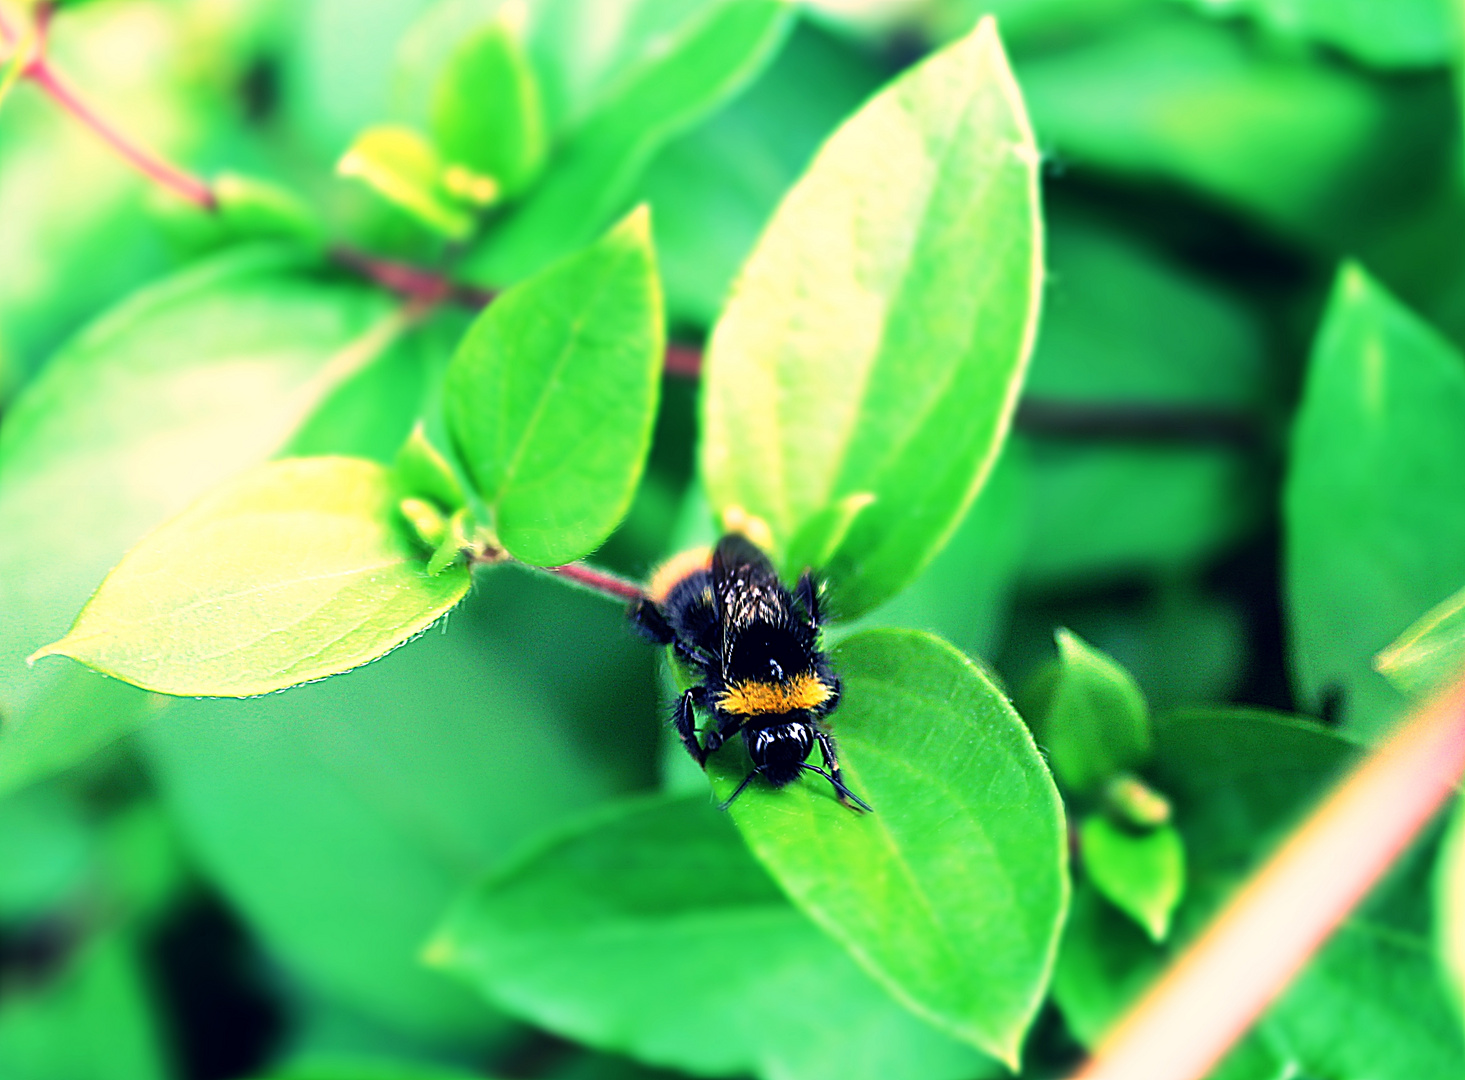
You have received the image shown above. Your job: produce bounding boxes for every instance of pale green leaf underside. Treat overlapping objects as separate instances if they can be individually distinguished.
[701,16,1043,618]
[706,628,1067,1067]
[445,208,663,566]
[33,457,469,697]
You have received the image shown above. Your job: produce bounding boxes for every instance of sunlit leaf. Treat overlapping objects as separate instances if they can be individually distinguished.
[445,208,663,566]
[33,457,469,697]
[707,628,1067,1066]
[338,125,481,238]
[0,250,410,791]
[701,18,1043,618]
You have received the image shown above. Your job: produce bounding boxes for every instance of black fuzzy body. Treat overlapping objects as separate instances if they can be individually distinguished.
[630,535,868,810]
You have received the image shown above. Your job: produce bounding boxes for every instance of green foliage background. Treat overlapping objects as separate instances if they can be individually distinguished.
[4,1,1465,1079]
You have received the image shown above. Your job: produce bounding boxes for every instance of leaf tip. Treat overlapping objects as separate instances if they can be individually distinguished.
[25,639,68,668]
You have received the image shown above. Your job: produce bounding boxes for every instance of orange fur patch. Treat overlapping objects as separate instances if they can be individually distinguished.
[719,674,831,716]
[647,546,713,604]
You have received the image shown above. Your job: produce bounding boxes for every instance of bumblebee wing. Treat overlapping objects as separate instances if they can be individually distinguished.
[712,534,780,617]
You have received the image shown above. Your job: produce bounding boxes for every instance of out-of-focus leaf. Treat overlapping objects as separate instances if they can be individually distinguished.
[338,125,480,238]
[0,249,410,793]
[0,0,262,390]
[1180,0,1457,69]
[212,173,325,244]
[1029,629,1151,796]
[1376,583,1465,699]
[707,629,1067,1067]
[860,450,1025,662]
[431,4,547,196]
[1079,815,1184,942]
[0,785,92,923]
[634,19,888,326]
[32,458,471,697]
[143,566,660,1045]
[1016,9,1451,250]
[1285,264,1465,738]
[1056,708,1465,1077]
[702,18,1043,618]
[1016,210,1266,585]
[432,794,998,1080]
[464,0,793,283]
[445,209,662,566]
[0,933,171,1080]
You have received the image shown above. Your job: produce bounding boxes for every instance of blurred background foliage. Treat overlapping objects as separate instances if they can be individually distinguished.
[4,0,1465,1078]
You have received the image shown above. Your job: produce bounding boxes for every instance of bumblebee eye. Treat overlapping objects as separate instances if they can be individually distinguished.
[768,658,785,681]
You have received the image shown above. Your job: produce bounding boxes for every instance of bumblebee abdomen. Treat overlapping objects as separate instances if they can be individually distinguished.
[718,673,833,717]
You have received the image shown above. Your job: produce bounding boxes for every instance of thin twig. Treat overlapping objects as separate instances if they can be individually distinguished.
[2,3,215,209]
[1070,675,1465,1080]
[545,562,646,603]
[329,246,495,308]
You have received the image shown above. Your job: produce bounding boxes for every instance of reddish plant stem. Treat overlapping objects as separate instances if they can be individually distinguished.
[330,247,496,309]
[544,562,647,603]
[1070,675,1465,1080]
[24,57,217,210]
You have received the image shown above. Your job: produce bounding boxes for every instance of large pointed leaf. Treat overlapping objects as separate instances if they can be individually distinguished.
[0,250,408,790]
[431,794,997,1080]
[33,458,469,697]
[701,18,1042,618]
[706,628,1067,1066]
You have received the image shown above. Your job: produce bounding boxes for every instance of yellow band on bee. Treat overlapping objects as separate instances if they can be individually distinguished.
[719,674,831,716]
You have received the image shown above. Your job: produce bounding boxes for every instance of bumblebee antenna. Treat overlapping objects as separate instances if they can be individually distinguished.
[719,769,762,811]
[801,763,873,812]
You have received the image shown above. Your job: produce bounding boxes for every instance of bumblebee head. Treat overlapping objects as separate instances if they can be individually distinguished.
[747,720,814,787]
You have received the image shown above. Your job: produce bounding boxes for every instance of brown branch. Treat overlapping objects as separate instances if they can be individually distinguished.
[1070,675,1465,1080]
[1015,398,1257,448]
[329,246,496,309]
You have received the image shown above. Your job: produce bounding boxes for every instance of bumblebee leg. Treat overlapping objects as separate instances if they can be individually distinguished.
[629,598,675,644]
[674,685,711,766]
[673,638,717,671]
[702,712,744,757]
[814,730,871,812]
[719,768,762,811]
[795,570,821,626]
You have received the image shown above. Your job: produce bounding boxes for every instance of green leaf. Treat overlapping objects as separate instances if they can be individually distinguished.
[0,249,409,791]
[444,208,663,566]
[1437,798,1465,1028]
[1016,10,1451,251]
[634,20,888,326]
[338,125,481,239]
[213,172,325,243]
[1376,584,1465,698]
[1029,629,1152,796]
[466,0,792,284]
[431,3,547,197]
[1079,815,1185,942]
[701,18,1043,619]
[431,794,997,1080]
[1014,210,1267,585]
[142,567,661,1044]
[33,457,470,697]
[1056,709,1465,1077]
[394,422,468,512]
[1180,0,1457,69]
[706,628,1067,1067]
[1285,264,1465,737]
[0,933,172,1080]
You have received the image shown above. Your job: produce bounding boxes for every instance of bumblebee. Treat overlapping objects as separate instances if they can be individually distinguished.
[630,534,870,811]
